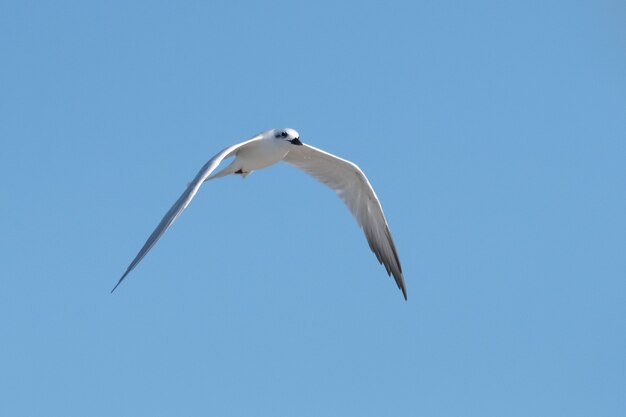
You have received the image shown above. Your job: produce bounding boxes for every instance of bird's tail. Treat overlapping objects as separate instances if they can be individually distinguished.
[204,159,238,182]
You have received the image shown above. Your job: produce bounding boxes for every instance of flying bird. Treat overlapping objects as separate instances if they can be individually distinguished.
[112,128,406,299]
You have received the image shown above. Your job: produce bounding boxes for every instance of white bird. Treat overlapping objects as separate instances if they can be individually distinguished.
[112,128,407,299]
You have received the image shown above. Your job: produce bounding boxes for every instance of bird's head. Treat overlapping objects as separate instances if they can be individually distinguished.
[271,128,302,145]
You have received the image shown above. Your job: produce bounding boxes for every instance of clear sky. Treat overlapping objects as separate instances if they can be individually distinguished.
[1,1,624,416]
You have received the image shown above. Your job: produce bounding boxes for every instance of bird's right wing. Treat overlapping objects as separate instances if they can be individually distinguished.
[284,144,406,300]
[111,135,262,292]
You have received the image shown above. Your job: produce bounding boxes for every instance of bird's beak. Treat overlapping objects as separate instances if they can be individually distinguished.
[290,137,303,146]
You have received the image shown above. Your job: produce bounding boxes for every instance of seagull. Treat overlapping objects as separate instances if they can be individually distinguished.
[112,128,407,299]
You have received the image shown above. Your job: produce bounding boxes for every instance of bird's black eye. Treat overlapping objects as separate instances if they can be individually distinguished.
[280,131,288,138]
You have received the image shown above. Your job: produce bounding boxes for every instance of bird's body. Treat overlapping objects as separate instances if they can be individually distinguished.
[209,130,295,179]
[232,136,289,171]
[113,128,407,299]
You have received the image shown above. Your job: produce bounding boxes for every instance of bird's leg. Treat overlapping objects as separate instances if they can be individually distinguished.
[235,169,252,178]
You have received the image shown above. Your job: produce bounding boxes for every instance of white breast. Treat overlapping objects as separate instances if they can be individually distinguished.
[234,139,290,171]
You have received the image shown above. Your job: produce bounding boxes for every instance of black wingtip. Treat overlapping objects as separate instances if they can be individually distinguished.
[401,287,408,301]
[110,281,121,294]
[110,271,129,294]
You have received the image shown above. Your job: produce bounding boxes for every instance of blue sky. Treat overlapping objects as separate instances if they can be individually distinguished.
[1,0,625,415]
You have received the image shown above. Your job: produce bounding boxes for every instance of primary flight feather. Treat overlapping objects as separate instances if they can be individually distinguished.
[112,128,407,299]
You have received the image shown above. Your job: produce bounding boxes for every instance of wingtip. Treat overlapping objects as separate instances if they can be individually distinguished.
[110,271,129,294]
[110,281,121,294]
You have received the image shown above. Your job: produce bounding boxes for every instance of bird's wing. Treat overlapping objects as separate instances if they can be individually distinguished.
[112,136,262,292]
[283,144,406,300]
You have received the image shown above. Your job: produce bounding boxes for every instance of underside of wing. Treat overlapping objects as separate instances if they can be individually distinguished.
[112,135,262,292]
[283,144,406,300]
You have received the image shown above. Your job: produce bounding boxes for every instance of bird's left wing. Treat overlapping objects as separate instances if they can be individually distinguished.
[111,135,261,292]
[283,144,406,300]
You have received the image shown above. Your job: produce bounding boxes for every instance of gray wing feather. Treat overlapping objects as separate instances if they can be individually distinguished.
[283,144,406,300]
[111,136,260,292]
